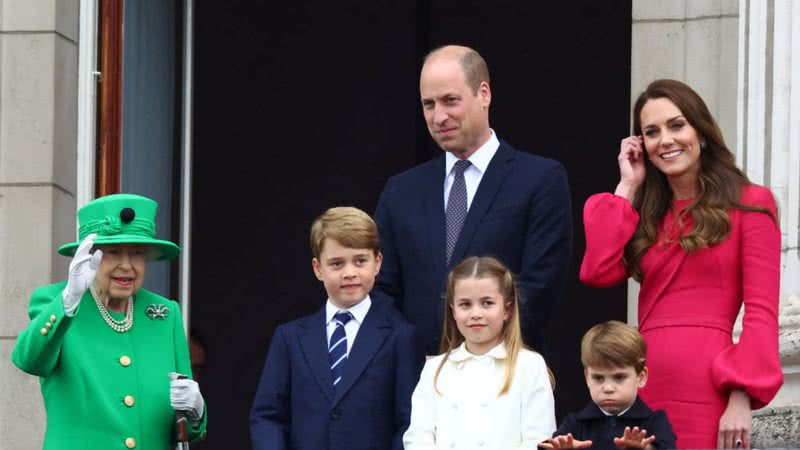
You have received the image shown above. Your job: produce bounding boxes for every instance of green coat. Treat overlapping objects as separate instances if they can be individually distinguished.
[12,282,207,449]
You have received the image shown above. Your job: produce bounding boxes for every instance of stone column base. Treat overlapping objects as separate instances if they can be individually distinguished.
[752,406,800,448]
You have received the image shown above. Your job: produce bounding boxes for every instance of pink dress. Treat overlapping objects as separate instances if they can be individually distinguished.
[579,185,783,449]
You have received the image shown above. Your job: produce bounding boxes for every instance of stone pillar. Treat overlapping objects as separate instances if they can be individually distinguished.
[738,0,800,446]
[0,0,80,448]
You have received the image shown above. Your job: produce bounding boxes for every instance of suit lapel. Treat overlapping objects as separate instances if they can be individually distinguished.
[450,143,515,266]
[298,307,335,404]
[332,304,391,406]
[425,156,448,275]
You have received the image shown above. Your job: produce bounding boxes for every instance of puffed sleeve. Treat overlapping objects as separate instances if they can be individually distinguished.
[579,193,640,287]
[711,185,783,408]
[403,358,438,450]
[11,282,73,377]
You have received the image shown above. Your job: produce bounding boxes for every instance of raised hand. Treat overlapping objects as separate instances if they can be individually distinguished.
[613,426,656,449]
[62,234,103,317]
[615,135,646,202]
[539,433,593,449]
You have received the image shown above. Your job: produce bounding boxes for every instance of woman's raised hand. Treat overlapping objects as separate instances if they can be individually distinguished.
[62,233,102,317]
[615,135,646,202]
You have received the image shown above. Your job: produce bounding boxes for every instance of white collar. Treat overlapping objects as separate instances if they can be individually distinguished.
[444,129,500,176]
[598,402,634,417]
[325,295,371,325]
[448,341,508,364]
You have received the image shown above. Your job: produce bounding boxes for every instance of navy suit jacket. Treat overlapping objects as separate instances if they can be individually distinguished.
[249,298,423,450]
[373,140,572,355]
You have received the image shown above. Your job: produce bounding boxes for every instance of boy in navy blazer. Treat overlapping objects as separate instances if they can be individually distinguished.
[250,207,423,450]
[539,321,676,450]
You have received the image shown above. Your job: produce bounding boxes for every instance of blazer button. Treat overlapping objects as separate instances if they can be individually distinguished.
[329,410,340,420]
[40,328,49,336]
[50,315,57,323]
[125,437,136,448]
[124,395,135,407]
[119,355,131,367]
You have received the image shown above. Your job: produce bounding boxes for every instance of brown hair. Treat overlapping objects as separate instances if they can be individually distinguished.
[424,45,490,94]
[581,321,646,374]
[309,207,380,258]
[625,79,776,281]
[434,256,552,395]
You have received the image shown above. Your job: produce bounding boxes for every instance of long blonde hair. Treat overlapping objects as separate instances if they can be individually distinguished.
[434,257,528,396]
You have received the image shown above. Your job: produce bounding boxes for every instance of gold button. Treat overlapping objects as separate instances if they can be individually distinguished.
[119,356,131,367]
[124,395,135,407]
[50,315,57,323]
[45,322,52,329]
[125,437,136,448]
[40,328,48,336]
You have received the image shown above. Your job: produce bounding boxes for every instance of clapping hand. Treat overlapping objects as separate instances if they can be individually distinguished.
[539,434,593,449]
[62,234,102,317]
[613,426,656,449]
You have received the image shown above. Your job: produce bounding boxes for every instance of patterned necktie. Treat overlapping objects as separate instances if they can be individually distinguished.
[328,311,354,389]
[446,159,471,264]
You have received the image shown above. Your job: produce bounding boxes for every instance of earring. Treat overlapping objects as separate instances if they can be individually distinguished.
[700,140,707,150]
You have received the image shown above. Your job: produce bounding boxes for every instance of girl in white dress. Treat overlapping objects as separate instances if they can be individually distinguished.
[404,256,556,450]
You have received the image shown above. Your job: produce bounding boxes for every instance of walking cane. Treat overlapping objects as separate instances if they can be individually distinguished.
[174,374,190,450]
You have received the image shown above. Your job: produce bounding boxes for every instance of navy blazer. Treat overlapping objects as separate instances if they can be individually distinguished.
[249,298,423,450]
[374,140,572,355]
[554,397,677,450]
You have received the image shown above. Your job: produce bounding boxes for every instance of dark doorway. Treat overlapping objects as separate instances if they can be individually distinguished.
[192,1,631,447]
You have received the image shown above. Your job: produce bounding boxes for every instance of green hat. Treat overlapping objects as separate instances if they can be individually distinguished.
[58,193,180,261]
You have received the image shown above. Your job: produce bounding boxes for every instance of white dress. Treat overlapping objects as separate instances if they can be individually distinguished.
[403,342,556,450]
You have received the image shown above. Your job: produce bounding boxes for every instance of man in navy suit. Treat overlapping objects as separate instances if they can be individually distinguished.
[374,45,572,356]
[250,207,423,450]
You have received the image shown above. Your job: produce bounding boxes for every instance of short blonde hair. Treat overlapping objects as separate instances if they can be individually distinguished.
[309,207,380,258]
[581,321,647,374]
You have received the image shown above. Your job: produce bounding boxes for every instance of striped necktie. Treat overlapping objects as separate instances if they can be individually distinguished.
[329,311,354,389]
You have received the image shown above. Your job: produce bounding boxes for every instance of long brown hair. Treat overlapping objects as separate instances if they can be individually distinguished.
[625,79,776,281]
[434,257,527,396]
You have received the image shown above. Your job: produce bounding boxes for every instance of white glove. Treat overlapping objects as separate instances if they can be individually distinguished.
[170,373,205,423]
[62,234,102,317]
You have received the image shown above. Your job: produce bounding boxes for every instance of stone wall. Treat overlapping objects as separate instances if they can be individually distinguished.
[0,0,79,448]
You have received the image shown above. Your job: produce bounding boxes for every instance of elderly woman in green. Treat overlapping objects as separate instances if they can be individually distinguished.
[12,194,207,449]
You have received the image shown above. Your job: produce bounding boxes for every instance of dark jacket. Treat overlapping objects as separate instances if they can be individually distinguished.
[554,397,677,450]
[374,140,572,355]
[249,298,424,450]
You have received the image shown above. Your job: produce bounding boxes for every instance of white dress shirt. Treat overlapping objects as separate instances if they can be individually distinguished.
[325,295,371,354]
[443,129,500,210]
[404,342,556,450]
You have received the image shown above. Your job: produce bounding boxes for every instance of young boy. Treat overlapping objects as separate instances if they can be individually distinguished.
[250,207,423,450]
[540,321,676,450]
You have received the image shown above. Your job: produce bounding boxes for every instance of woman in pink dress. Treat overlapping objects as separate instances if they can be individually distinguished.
[580,79,782,449]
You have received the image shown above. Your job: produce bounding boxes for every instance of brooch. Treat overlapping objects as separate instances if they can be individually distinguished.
[145,304,169,320]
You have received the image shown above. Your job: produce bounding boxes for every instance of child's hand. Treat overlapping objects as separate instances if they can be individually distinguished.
[539,433,592,449]
[613,426,656,449]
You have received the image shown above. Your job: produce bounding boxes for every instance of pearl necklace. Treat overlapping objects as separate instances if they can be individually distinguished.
[90,284,134,333]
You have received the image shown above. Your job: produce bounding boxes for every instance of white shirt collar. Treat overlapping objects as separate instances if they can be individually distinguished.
[598,402,634,417]
[448,340,508,364]
[444,129,500,177]
[325,295,371,325]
